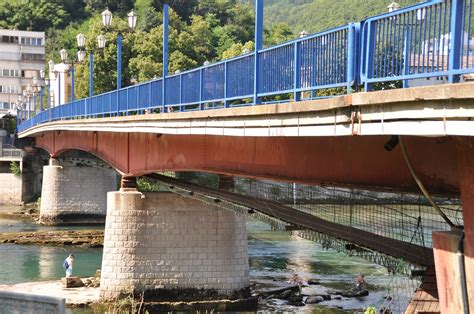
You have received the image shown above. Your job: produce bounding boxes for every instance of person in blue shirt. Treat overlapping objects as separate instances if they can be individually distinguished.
[64,254,75,278]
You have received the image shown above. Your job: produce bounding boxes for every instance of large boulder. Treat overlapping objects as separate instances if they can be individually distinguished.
[61,276,85,288]
[305,296,324,304]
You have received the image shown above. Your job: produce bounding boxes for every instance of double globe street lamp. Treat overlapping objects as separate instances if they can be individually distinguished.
[72,9,137,101]
[99,8,138,90]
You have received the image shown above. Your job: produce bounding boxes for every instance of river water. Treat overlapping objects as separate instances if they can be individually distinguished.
[0,211,411,313]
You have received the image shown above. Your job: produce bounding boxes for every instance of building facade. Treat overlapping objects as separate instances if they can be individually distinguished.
[0,29,45,117]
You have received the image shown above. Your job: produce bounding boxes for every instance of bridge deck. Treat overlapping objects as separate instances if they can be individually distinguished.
[151,174,434,267]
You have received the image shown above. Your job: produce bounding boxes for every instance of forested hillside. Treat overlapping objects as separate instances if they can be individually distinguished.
[261,0,420,33]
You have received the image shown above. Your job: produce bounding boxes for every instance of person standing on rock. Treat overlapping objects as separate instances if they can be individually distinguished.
[356,274,367,291]
[64,254,74,278]
[289,273,304,293]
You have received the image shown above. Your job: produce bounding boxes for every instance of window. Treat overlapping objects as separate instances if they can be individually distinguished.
[21,53,44,61]
[19,37,43,46]
[2,69,8,76]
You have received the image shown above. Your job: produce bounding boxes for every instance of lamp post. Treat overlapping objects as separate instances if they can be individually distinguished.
[59,48,75,103]
[100,8,137,91]
[17,95,23,122]
[32,77,43,114]
[76,33,95,98]
[39,69,45,111]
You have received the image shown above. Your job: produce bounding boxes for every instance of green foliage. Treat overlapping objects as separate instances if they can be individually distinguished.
[222,41,254,59]
[1,116,16,134]
[263,0,420,35]
[265,23,294,46]
[0,0,68,31]
[137,177,167,192]
[9,162,21,176]
[35,197,41,209]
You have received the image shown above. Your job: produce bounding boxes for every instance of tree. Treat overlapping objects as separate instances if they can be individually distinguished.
[0,0,68,31]
[151,0,199,20]
[222,41,254,59]
[84,0,134,13]
[265,23,294,46]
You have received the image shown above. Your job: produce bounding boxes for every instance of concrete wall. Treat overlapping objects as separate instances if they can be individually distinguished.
[0,291,65,314]
[40,162,117,224]
[0,173,22,205]
[100,191,249,301]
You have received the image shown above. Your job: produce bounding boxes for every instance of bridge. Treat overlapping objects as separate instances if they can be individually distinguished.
[16,0,474,312]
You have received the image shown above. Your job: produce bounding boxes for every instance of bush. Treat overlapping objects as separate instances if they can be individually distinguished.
[9,161,21,176]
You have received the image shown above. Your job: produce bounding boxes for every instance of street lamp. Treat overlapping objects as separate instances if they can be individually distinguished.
[47,60,55,109]
[100,8,138,91]
[299,30,309,38]
[32,77,43,114]
[77,33,95,97]
[59,48,75,102]
[60,49,68,62]
[97,34,106,49]
[101,9,113,28]
[128,10,137,29]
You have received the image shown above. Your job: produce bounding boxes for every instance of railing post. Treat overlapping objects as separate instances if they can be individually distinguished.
[364,21,377,91]
[179,74,183,112]
[148,82,152,111]
[254,0,263,105]
[224,62,228,108]
[402,26,412,88]
[199,68,203,110]
[346,24,357,93]
[293,41,301,101]
[162,4,169,113]
[40,88,43,112]
[449,0,464,83]
[126,88,129,115]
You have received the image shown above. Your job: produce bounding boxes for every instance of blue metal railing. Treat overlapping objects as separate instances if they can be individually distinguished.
[18,0,474,133]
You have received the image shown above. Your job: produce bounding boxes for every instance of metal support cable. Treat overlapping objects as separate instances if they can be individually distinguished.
[398,135,455,228]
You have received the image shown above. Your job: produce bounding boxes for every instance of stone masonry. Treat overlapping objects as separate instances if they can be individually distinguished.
[40,159,117,224]
[100,191,249,301]
[0,173,22,205]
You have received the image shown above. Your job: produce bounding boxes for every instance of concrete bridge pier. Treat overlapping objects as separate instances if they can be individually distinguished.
[99,176,250,302]
[39,157,117,224]
[432,137,474,313]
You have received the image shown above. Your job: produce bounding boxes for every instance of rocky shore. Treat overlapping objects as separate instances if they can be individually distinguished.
[0,230,103,247]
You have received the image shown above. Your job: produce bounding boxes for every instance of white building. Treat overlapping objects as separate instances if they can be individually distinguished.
[408,31,474,87]
[0,29,45,117]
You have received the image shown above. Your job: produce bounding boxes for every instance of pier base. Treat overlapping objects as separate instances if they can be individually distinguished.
[99,188,249,301]
[39,158,117,224]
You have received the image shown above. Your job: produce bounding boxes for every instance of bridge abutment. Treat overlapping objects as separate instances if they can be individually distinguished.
[99,183,250,301]
[39,158,117,224]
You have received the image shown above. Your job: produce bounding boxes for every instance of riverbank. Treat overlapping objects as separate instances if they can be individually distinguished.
[0,203,38,221]
[0,230,103,246]
[0,279,100,307]
[0,279,258,311]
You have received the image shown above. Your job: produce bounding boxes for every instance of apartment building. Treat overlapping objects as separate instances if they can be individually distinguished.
[0,29,45,117]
